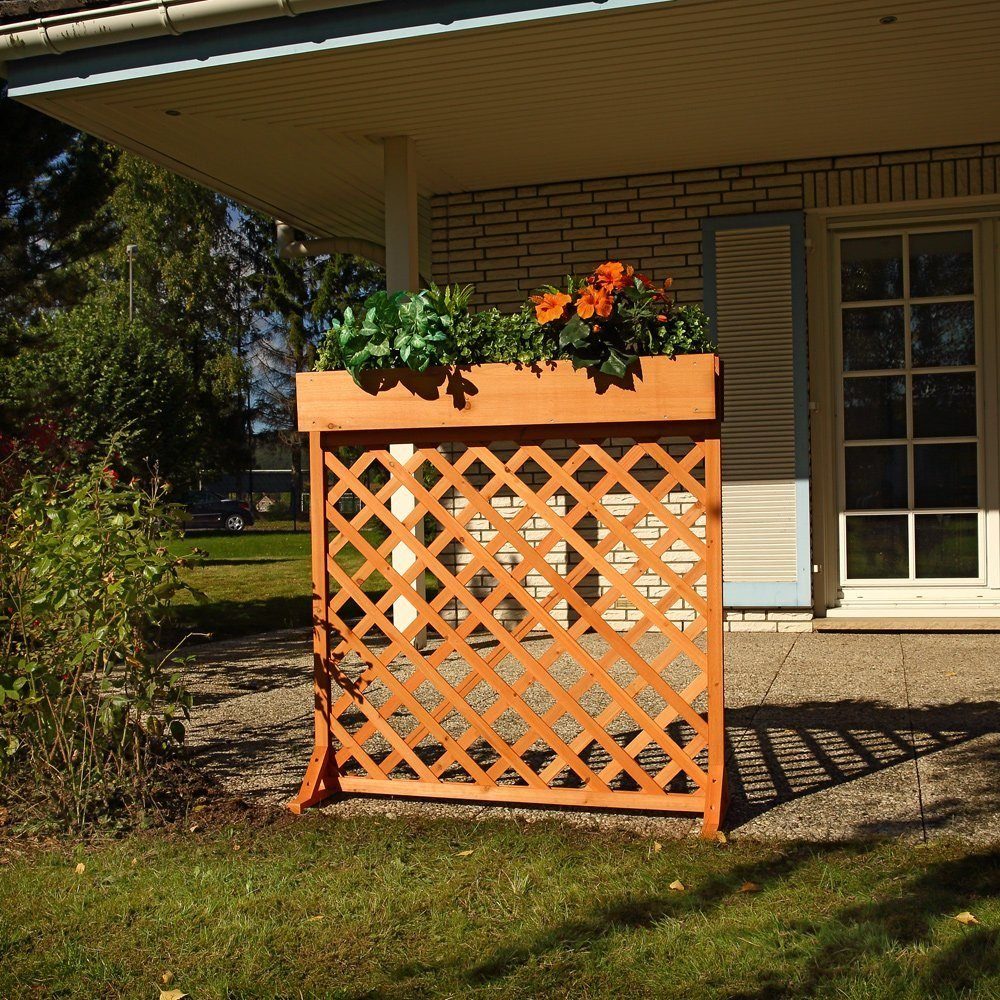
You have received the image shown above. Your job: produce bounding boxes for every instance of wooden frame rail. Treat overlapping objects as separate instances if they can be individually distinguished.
[290,356,726,836]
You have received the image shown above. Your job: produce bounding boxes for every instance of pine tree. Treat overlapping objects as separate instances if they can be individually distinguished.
[0,94,117,343]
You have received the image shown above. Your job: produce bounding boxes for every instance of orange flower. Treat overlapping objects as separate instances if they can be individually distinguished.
[531,290,572,324]
[592,260,634,292]
[576,284,613,320]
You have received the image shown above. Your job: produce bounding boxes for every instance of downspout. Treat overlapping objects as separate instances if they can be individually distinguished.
[276,221,431,283]
[275,221,386,268]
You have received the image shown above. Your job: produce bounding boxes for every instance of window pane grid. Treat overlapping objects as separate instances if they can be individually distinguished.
[841,294,974,309]
[843,365,976,378]
[837,227,980,582]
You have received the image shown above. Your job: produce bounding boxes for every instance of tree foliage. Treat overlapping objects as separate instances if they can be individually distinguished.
[54,302,197,478]
[0,95,117,344]
[0,455,195,830]
[1,149,254,484]
[242,213,383,481]
[85,154,251,479]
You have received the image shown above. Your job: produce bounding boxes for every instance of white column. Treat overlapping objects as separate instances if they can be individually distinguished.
[384,136,427,647]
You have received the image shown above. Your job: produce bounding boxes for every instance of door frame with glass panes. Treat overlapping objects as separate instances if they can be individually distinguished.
[811,204,1000,615]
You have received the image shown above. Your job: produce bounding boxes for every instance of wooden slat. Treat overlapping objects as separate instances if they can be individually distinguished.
[292,385,726,832]
[296,355,720,432]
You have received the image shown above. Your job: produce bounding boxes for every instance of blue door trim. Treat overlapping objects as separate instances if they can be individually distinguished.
[702,211,812,609]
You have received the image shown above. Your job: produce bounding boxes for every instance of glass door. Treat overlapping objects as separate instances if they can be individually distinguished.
[836,226,982,586]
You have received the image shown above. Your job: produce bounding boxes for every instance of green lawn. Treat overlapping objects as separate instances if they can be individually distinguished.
[168,527,436,641]
[0,818,996,999]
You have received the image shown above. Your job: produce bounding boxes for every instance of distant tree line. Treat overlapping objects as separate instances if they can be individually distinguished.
[0,90,383,489]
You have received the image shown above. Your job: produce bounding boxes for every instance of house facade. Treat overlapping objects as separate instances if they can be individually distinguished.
[433,145,1000,630]
[4,0,1000,630]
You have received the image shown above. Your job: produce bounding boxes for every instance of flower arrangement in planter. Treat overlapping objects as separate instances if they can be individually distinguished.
[294,261,726,833]
[315,260,712,382]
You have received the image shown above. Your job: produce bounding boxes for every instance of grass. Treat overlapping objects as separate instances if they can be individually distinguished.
[0,818,996,999]
[167,527,436,641]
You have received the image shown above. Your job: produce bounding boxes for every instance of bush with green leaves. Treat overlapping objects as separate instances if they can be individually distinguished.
[315,264,714,382]
[0,455,197,830]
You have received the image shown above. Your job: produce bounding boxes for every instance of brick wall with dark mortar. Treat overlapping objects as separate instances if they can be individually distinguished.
[431,144,1000,311]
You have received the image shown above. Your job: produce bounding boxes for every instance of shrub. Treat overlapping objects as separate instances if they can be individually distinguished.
[0,455,196,830]
[315,261,714,382]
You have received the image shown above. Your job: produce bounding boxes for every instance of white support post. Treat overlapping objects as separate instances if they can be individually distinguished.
[384,135,427,648]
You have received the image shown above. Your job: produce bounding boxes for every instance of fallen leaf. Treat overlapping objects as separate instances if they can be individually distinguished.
[161,971,174,985]
[131,858,138,867]
[306,915,324,923]
[651,841,662,853]
[669,879,685,892]
[74,862,85,875]
[159,990,187,1000]
[0,806,9,826]
[232,842,241,852]
[954,911,980,926]
[188,824,200,834]
[455,849,474,857]
[740,881,761,893]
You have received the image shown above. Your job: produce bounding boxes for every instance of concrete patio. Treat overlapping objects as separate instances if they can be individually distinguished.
[185,630,999,843]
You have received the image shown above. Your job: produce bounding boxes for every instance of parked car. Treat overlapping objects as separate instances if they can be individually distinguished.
[180,491,255,533]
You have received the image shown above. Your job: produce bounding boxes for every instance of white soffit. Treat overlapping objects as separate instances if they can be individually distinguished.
[10,0,1000,244]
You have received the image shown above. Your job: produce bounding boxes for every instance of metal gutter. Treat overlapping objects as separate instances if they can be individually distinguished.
[5,2,675,96]
[0,0,374,62]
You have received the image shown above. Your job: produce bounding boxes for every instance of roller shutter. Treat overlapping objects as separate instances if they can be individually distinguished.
[702,212,811,608]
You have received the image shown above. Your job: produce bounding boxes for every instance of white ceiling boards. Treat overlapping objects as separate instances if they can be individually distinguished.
[8,0,1000,245]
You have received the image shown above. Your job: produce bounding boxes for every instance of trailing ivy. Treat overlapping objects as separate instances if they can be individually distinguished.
[315,262,714,383]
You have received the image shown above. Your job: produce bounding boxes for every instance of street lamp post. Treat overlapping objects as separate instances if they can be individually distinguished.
[126,244,138,321]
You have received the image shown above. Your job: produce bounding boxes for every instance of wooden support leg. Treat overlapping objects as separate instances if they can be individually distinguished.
[289,747,337,814]
[288,432,340,814]
[699,427,727,840]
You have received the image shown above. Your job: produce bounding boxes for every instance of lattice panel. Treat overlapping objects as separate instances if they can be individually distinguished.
[292,427,725,831]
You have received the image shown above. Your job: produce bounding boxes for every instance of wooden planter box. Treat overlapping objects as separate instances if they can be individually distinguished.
[292,353,726,836]
[296,353,721,435]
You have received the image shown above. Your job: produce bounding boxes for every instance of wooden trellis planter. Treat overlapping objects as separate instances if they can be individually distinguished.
[290,354,726,836]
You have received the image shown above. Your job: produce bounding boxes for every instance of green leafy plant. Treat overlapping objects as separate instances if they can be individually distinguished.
[535,262,715,377]
[453,305,554,365]
[0,452,198,830]
[315,263,713,381]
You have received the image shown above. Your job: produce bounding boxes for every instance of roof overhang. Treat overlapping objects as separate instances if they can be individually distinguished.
[7,0,1000,255]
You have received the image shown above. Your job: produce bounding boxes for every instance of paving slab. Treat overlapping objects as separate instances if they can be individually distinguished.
[727,633,923,840]
[899,634,1000,844]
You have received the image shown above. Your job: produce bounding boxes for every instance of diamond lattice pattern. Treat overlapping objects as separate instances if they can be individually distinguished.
[312,429,720,813]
